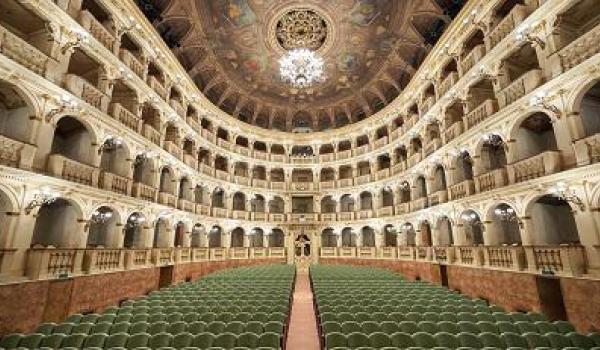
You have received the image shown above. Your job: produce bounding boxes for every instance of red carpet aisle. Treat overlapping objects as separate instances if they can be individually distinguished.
[285,272,321,350]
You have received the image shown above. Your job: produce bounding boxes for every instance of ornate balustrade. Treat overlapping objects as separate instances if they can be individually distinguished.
[460,44,486,75]
[142,124,161,146]
[507,151,561,183]
[47,154,99,187]
[99,171,131,195]
[448,179,475,200]
[158,191,176,207]
[65,74,109,112]
[109,103,142,132]
[319,244,586,277]
[442,122,464,144]
[573,133,600,166]
[475,168,508,192]
[0,24,49,76]
[0,134,35,170]
[132,182,157,202]
[464,99,497,129]
[497,69,544,108]
[119,49,145,79]
[555,21,600,74]
[485,4,531,50]
[78,10,115,52]
[439,72,459,97]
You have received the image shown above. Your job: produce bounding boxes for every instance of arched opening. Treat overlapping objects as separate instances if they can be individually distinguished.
[460,210,485,246]
[399,182,411,203]
[249,228,264,247]
[214,156,228,172]
[394,146,408,164]
[340,194,355,212]
[211,188,225,208]
[357,161,371,176]
[414,176,427,199]
[377,154,391,170]
[480,134,507,172]
[341,228,356,247]
[0,80,35,145]
[578,80,600,138]
[490,203,522,245]
[153,218,170,248]
[270,168,285,184]
[443,101,464,143]
[123,212,145,248]
[252,166,266,180]
[455,151,474,183]
[384,225,397,247]
[234,162,248,178]
[251,194,265,212]
[99,138,129,180]
[514,112,558,161]
[530,195,580,245]
[400,223,416,246]
[159,167,175,194]
[198,148,210,165]
[321,228,337,247]
[359,192,373,210]
[133,155,154,188]
[435,216,454,246]
[191,224,204,247]
[269,196,284,214]
[32,198,81,248]
[339,166,352,180]
[178,177,191,201]
[232,192,246,211]
[338,140,351,153]
[194,185,207,206]
[321,196,336,213]
[291,145,313,157]
[174,221,185,247]
[410,137,423,155]
[269,229,285,247]
[432,165,447,192]
[50,116,94,166]
[320,168,335,182]
[87,206,119,248]
[381,188,394,207]
[361,226,375,247]
[208,226,222,248]
[230,227,245,247]
[292,169,313,182]
[497,43,541,108]
[419,221,433,247]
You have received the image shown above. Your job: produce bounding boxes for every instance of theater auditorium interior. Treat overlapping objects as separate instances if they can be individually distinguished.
[1,0,600,349]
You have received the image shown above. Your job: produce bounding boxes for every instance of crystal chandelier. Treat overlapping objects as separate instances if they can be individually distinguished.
[279,48,324,88]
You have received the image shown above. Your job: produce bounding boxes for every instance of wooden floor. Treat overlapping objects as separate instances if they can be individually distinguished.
[285,271,321,350]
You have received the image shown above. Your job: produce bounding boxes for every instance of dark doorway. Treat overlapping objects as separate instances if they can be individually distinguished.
[536,276,567,321]
[440,265,449,287]
[159,266,174,288]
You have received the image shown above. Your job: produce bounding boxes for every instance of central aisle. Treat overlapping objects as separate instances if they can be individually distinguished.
[285,271,321,350]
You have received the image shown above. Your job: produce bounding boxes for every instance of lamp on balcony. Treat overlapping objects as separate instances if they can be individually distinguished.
[528,90,561,114]
[549,181,585,211]
[86,209,114,231]
[59,27,90,54]
[515,22,546,49]
[25,187,58,214]
[98,136,123,154]
[493,206,523,228]
[461,212,485,230]
[125,213,145,229]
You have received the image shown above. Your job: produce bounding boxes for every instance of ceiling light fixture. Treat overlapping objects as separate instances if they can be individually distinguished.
[279,48,325,88]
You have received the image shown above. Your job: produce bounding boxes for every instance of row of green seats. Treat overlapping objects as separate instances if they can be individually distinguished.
[325,331,600,349]
[34,320,284,336]
[0,331,280,349]
[321,320,576,336]
[318,311,547,323]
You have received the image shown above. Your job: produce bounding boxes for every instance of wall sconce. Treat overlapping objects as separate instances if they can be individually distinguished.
[116,16,142,37]
[59,27,90,54]
[494,206,523,228]
[528,91,560,114]
[515,23,546,49]
[98,136,123,154]
[442,44,460,60]
[482,133,504,148]
[125,213,145,229]
[461,212,484,229]
[25,187,58,214]
[549,182,585,211]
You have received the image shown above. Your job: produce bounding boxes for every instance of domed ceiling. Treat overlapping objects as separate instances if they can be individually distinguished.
[138,0,464,132]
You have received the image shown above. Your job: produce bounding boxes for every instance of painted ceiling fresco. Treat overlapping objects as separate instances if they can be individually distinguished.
[141,0,460,131]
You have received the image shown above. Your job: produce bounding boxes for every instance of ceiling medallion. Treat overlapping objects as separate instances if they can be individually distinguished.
[279,48,325,89]
[276,9,328,51]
